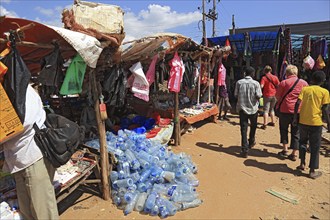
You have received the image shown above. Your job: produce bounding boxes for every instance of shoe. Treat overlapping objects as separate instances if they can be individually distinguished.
[288,154,297,161]
[249,141,256,149]
[278,150,289,157]
[296,164,305,171]
[267,122,275,126]
[260,125,267,130]
[240,151,248,158]
[309,171,322,179]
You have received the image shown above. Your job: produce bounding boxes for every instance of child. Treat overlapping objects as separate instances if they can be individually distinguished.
[294,71,330,179]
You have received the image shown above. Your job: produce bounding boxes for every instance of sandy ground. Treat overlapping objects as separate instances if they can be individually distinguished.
[59,115,330,220]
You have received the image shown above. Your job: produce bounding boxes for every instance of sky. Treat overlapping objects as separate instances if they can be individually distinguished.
[1,0,329,43]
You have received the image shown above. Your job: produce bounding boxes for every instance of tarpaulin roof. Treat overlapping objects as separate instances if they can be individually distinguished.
[207,31,278,53]
[208,31,330,52]
[0,16,104,74]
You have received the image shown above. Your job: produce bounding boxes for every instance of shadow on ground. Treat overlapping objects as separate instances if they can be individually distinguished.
[58,184,101,214]
[195,142,284,159]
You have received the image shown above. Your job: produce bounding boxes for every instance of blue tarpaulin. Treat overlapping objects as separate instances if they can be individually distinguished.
[207,31,278,52]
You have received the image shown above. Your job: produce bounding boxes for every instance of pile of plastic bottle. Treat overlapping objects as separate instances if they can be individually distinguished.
[85,129,203,217]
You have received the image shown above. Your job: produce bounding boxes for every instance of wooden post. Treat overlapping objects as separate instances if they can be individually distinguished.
[90,70,110,201]
[197,57,201,105]
[207,57,211,103]
[174,92,181,146]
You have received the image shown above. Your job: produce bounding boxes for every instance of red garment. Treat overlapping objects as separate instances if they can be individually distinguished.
[260,73,280,97]
[146,54,158,85]
[275,75,308,114]
[168,52,185,92]
[146,127,162,138]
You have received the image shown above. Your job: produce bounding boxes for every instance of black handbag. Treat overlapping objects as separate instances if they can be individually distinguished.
[33,113,85,168]
[275,78,300,117]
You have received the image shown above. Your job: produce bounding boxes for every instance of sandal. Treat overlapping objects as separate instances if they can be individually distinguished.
[267,122,275,126]
[278,150,289,157]
[296,164,305,171]
[288,154,297,161]
[309,171,322,179]
[260,125,267,130]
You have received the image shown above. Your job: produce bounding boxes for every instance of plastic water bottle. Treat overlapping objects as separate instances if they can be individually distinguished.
[144,191,158,213]
[129,172,140,183]
[150,166,163,178]
[160,197,177,216]
[138,169,152,183]
[150,204,159,216]
[109,171,119,183]
[177,172,199,187]
[118,161,130,178]
[137,158,150,169]
[124,192,138,215]
[161,171,175,182]
[171,190,198,202]
[134,192,148,212]
[180,199,203,210]
[111,191,121,206]
[125,149,141,170]
[113,178,134,188]
[156,197,169,218]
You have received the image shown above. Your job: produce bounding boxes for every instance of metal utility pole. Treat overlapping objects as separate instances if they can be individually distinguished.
[232,14,236,34]
[202,0,206,40]
[212,0,217,37]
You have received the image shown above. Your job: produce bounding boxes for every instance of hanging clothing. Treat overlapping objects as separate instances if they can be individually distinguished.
[217,63,226,86]
[168,52,185,93]
[60,54,87,95]
[3,46,31,123]
[38,44,64,93]
[103,65,128,107]
[182,55,195,89]
[146,54,158,85]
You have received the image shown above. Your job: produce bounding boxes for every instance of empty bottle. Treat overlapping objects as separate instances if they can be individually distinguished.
[124,192,138,215]
[144,191,158,213]
[109,171,119,183]
[113,178,134,189]
[134,192,148,212]
[180,199,203,210]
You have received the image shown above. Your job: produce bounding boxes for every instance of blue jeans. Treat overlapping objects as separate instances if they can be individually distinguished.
[239,110,258,152]
[298,124,322,170]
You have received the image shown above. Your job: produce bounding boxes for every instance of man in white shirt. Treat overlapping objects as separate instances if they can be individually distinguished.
[235,66,262,158]
[1,85,59,219]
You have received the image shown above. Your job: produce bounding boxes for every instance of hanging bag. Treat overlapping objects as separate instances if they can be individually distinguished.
[33,113,85,168]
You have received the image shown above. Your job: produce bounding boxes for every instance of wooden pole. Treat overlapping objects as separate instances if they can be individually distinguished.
[174,92,181,146]
[197,57,201,105]
[0,38,73,51]
[90,70,110,201]
[207,57,211,103]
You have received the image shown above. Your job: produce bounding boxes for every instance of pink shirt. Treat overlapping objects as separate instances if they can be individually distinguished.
[275,75,308,114]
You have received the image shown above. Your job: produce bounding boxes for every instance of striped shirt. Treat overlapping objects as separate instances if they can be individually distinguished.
[235,76,262,114]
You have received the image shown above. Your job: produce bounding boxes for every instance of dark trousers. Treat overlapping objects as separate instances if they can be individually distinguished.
[298,124,322,170]
[279,113,299,150]
[239,110,258,152]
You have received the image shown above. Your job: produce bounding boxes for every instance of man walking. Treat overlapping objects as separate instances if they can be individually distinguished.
[294,71,330,179]
[235,66,262,158]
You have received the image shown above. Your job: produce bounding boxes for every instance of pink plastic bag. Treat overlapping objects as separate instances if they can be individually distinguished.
[168,52,185,93]
[302,55,315,70]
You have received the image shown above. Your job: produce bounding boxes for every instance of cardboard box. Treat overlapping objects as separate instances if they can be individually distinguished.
[72,0,124,34]
[0,83,24,143]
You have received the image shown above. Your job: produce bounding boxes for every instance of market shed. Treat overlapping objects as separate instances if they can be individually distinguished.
[0,15,121,201]
[121,33,230,145]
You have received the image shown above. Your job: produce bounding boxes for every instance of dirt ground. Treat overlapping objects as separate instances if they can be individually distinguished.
[59,114,330,220]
